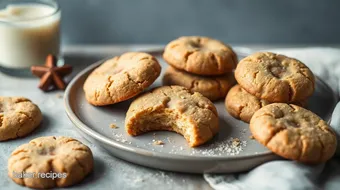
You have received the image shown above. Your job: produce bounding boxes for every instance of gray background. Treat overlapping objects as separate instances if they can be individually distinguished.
[58,0,340,45]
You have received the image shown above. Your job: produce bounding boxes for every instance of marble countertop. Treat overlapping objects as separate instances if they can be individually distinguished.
[1,45,339,190]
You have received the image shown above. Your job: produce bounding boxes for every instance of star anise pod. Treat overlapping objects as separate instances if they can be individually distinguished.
[31,55,72,91]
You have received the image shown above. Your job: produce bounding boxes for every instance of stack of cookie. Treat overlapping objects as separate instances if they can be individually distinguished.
[226,52,314,123]
[162,36,238,101]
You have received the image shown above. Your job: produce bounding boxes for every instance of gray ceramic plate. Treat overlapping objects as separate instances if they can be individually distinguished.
[64,51,338,173]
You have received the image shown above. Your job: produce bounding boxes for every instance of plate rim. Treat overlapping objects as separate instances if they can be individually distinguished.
[64,49,339,162]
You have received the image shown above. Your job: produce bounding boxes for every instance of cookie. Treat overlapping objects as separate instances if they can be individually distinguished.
[125,86,219,147]
[163,66,235,101]
[225,85,270,123]
[163,36,237,76]
[250,103,337,163]
[235,52,315,103]
[0,97,42,141]
[83,52,161,106]
[8,136,93,188]
[225,85,308,123]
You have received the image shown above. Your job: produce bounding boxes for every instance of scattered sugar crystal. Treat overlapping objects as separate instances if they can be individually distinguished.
[179,136,247,156]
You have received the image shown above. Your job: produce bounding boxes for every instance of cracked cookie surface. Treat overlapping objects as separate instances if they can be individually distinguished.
[226,85,270,123]
[125,85,219,147]
[225,85,307,123]
[163,36,237,76]
[250,103,336,163]
[8,136,93,188]
[0,97,42,141]
[83,52,161,106]
[163,66,235,101]
[235,52,315,103]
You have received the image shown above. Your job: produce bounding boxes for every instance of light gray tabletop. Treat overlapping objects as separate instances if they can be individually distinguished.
[1,45,339,190]
[0,45,215,190]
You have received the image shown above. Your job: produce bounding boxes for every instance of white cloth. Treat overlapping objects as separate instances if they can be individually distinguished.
[204,48,340,190]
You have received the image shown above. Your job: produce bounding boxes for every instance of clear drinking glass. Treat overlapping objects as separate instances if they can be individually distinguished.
[0,0,60,76]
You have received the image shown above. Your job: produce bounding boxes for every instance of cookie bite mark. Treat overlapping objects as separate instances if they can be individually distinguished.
[125,86,219,147]
[128,109,200,146]
[250,103,337,163]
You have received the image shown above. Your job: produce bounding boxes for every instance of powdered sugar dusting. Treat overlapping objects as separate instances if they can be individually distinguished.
[112,130,247,156]
[190,137,247,156]
[112,132,131,144]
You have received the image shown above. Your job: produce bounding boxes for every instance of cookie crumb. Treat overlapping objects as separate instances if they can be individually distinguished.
[249,135,255,139]
[153,140,164,145]
[56,93,63,99]
[110,124,118,129]
[232,138,240,147]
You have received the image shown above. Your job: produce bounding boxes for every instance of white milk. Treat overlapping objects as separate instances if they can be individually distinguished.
[0,4,60,69]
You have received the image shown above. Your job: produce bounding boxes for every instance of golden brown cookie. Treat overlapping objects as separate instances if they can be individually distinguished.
[8,136,93,188]
[225,85,270,123]
[125,85,219,147]
[83,52,161,106]
[235,52,315,103]
[0,97,42,141]
[163,36,237,76]
[225,85,308,123]
[250,103,337,163]
[163,66,235,101]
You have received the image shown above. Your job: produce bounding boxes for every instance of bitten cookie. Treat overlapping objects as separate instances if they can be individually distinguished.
[250,103,337,163]
[8,136,94,189]
[163,36,237,76]
[163,66,235,101]
[235,52,315,103]
[83,52,161,106]
[225,85,307,123]
[125,86,219,147]
[0,97,42,141]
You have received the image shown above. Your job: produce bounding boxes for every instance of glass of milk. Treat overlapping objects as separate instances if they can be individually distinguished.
[0,0,60,76]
